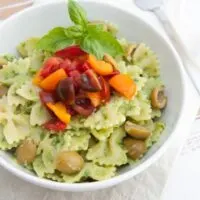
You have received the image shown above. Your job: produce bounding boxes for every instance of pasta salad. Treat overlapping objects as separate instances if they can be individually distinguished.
[0,0,167,183]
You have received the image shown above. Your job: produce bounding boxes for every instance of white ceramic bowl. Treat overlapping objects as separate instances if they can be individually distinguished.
[0,0,186,192]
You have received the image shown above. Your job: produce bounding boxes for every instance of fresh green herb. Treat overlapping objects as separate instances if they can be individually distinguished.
[36,0,124,59]
[81,26,124,59]
[64,25,84,39]
[37,27,75,52]
[81,33,104,60]
[68,0,87,27]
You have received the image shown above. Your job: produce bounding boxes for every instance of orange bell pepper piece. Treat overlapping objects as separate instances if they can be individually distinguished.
[87,92,101,107]
[40,68,67,91]
[32,71,43,86]
[87,55,113,75]
[109,74,137,99]
[46,102,71,124]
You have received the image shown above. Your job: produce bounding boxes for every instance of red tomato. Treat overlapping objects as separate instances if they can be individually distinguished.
[71,60,83,71]
[40,57,63,78]
[55,45,86,59]
[43,119,66,131]
[68,70,81,89]
[77,62,90,72]
[59,58,72,73]
[99,76,111,103]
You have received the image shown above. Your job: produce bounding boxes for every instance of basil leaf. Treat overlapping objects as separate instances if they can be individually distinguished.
[68,0,87,27]
[36,27,75,52]
[81,27,124,59]
[64,25,84,38]
[80,34,104,59]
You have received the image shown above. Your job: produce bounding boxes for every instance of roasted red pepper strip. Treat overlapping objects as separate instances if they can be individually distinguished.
[104,70,120,80]
[55,45,86,59]
[43,119,66,131]
[99,76,111,103]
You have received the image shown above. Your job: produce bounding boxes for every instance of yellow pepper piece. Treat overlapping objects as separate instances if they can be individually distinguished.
[32,71,43,86]
[40,69,67,91]
[109,74,137,99]
[86,92,101,107]
[46,102,71,124]
[87,54,113,76]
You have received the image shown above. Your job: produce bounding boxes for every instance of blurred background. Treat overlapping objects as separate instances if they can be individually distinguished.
[0,0,33,19]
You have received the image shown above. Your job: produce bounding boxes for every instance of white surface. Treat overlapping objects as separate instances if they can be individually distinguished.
[0,0,199,199]
[162,119,200,200]
[162,1,200,199]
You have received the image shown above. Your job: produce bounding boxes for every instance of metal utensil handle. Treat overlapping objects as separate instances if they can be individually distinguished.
[154,7,200,96]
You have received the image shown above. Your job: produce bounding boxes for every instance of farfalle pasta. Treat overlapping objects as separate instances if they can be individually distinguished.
[16,80,39,101]
[62,163,116,183]
[30,102,51,126]
[86,127,128,166]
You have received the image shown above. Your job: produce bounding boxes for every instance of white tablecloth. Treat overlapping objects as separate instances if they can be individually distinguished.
[0,0,199,200]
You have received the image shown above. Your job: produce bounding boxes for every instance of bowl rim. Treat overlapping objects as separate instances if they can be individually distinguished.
[0,0,186,192]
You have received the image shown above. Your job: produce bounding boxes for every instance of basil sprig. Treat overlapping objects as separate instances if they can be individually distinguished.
[37,0,123,59]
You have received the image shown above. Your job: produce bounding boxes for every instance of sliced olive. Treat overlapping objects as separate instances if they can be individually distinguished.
[125,121,151,140]
[75,97,90,106]
[124,138,146,160]
[85,69,102,91]
[80,69,102,92]
[126,44,137,57]
[39,91,55,104]
[151,87,167,109]
[74,95,95,116]
[16,139,37,164]
[72,104,95,117]
[56,77,75,105]
[56,151,84,175]
[80,74,94,91]
[0,85,8,97]
[103,54,117,68]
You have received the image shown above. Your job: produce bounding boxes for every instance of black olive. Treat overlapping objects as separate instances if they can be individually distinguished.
[56,77,75,105]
